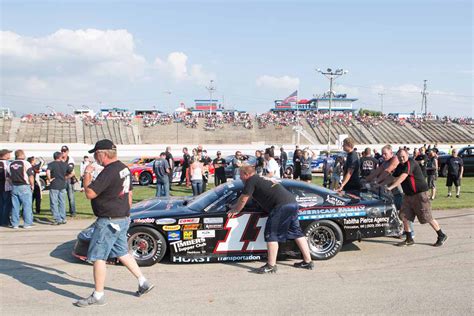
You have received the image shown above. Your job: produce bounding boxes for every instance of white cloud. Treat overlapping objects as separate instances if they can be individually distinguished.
[256,75,300,91]
[154,52,214,85]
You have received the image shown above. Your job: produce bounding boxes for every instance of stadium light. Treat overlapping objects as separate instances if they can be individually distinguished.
[316,67,349,153]
[206,80,216,116]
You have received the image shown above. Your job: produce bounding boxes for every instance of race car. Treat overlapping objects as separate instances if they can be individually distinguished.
[73,180,402,266]
[127,157,157,167]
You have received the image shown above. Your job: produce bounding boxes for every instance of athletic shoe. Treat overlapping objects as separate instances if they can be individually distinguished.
[10,226,19,229]
[51,221,61,226]
[136,281,155,297]
[456,195,460,198]
[61,220,67,225]
[256,263,278,274]
[23,225,33,229]
[293,261,314,270]
[433,235,448,247]
[74,294,106,307]
[447,194,452,198]
[397,239,415,246]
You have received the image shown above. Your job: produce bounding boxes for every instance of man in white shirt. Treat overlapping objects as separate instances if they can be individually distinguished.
[264,148,280,178]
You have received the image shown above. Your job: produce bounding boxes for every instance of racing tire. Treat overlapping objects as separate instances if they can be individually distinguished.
[128,226,167,266]
[304,220,344,260]
[138,172,153,186]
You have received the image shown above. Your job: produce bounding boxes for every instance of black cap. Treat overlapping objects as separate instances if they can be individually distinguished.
[61,145,69,152]
[88,139,116,153]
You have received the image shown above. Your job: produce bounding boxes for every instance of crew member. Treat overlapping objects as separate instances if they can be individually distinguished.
[229,165,313,274]
[61,145,77,217]
[9,150,35,229]
[446,149,464,198]
[75,139,153,307]
[337,137,361,194]
[0,149,13,226]
[213,151,227,186]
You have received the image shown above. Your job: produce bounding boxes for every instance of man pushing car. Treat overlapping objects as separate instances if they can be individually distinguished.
[228,164,313,274]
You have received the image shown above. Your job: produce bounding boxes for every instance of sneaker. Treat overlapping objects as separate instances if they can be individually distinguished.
[255,263,278,274]
[61,220,67,225]
[23,225,33,229]
[293,260,314,270]
[11,226,19,229]
[447,194,452,198]
[52,221,61,226]
[433,234,448,247]
[397,239,415,246]
[74,294,106,307]
[456,195,460,198]
[136,281,155,297]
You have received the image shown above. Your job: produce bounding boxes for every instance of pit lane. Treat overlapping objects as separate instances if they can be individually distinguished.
[0,209,472,315]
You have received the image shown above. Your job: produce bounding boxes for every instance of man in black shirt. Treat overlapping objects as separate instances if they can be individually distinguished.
[75,139,153,307]
[388,149,447,247]
[47,152,73,225]
[178,147,190,186]
[338,137,361,194]
[61,145,77,217]
[446,149,464,198]
[212,151,226,186]
[0,149,13,227]
[165,146,174,191]
[279,147,288,178]
[360,147,379,179]
[229,165,313,274]
[415,147,428,178]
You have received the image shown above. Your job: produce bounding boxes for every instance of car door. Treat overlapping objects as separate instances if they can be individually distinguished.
[459,148,474,175]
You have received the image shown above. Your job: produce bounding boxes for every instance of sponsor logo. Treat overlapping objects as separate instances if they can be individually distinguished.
[217,255,261,262]
[170,238,206,253]
[168,231,181,241]
[326,195,346,206]
[296,196,322,207]
[197,230,215,238]
[203,217,224,224]
[205,224,223,229]
[178,218,200,224]
[183,230,194,240]
[172,256,210,263]
[298,206,366,220]
[163,225,181,231]
[183,224,201,230]
[133,218,155,224]
[155,218,176,225]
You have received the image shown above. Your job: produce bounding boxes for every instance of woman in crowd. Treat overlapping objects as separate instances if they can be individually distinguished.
[189,156,204,196]
[255,150,264,175]
[300,148,316,183]
[330,156,344,190]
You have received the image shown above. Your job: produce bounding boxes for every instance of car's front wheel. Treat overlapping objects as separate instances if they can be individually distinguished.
[138,172,153,186]
[128,227,167,266]
[305,220,343,260]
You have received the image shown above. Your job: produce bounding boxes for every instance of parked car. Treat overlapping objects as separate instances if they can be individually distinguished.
[224,155,256,178]
[73,180,402,266]
[438,146,474,177]
[127,157,157,167]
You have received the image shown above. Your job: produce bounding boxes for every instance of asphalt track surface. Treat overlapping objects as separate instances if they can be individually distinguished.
[0,209,473,315]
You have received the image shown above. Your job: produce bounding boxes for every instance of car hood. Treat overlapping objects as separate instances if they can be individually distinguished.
[130,196,199,219]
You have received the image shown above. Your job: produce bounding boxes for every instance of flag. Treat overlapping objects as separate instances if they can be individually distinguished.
[281,90,298,105]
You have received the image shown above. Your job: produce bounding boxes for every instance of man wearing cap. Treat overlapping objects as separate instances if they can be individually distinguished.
[61,145,77,217]
[8,150,35,229]
[213,151,227,186]
[75,139,153,307]
[47,152,73,225]
[0,149,13,226]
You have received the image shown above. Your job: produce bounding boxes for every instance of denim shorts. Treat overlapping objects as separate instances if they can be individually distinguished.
[265,203,304,242]
[87,217,130,262]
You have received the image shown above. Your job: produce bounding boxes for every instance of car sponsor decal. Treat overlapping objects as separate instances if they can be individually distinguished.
[296,196,323,207]
[343,216,390,230]
[298,206,366,220]
[205,224,223,229]
[197,230,215,238]
[168,231,181,241]
[133,218,155,224]
[326,195,346,206]
[155,218,177,225]
[162,225,181,231]
[214,213,267,253]
[178,218,200,224]
[170,238,206,253]
[183,231,194,240]
[182,224,201,230]
[217,255,262,262]
[203,217,224,224]
[172,256,210,263]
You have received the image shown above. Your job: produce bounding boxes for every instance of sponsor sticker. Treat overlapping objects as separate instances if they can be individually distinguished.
[133,218,155,224]
[197,230,215,238]
[178,218,200,224]
[217,255,262,262]
[172,256,210,263]
[155,218,176,225]
[168,231,181,241]
[170,238,206,253]
[183,230,194,240]
[296,196,323,207]
[205,224,223,229]
[203,217,224,224]
[163,225,181,231]
[183,224,201,230]
[326,195,346,206]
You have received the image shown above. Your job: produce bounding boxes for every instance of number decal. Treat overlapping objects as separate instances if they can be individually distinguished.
[214,213,267,253]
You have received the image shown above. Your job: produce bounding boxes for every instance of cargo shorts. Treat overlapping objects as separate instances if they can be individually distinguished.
[265,203,305,242]
[400,191,433,224]
[87,217,130,262]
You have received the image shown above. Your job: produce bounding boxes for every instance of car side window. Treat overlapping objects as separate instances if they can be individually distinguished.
[205,189,241,213]
[289,187,325,207]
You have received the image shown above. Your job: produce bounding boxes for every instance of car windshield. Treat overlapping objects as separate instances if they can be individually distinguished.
[187,182,241,212]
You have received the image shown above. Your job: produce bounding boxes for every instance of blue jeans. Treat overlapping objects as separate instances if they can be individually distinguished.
[50,189,66,223]
[0,190,12,226]
[191,180,203,196]
[87,217,130,262]
[66,181,76,215]
[11,185,33,227]
[156,176,170,197]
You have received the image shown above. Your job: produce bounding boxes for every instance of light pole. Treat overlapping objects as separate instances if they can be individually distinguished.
[316,68,348,153]
[206,80,216,116]
[378,93,385,113]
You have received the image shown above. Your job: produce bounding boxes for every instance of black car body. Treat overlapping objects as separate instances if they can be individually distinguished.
[73,180,402,266]
[437,146,474,177]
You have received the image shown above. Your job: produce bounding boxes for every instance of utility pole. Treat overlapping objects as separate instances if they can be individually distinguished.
[421,80,428,115]
[316,68,349,153]
[163,90,172,113]
[206,80,216,116]
[378,93,385,113]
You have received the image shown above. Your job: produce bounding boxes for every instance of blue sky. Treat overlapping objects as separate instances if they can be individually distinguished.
[1,0,472,116]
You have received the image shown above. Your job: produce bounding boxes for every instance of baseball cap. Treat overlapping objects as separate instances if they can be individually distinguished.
[88,139,117,153]
[61,145,69,152]
[0,149,12,156]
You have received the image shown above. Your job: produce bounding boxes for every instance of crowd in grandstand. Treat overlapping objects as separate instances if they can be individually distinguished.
[21,112,75,123]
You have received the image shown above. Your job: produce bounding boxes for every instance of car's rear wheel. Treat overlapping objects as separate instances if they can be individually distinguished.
[128,227,167,266]
[138,172,152,186]
[305,220,343,260]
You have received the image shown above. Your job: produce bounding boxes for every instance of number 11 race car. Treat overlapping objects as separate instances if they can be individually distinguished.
[73,180,402,266]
